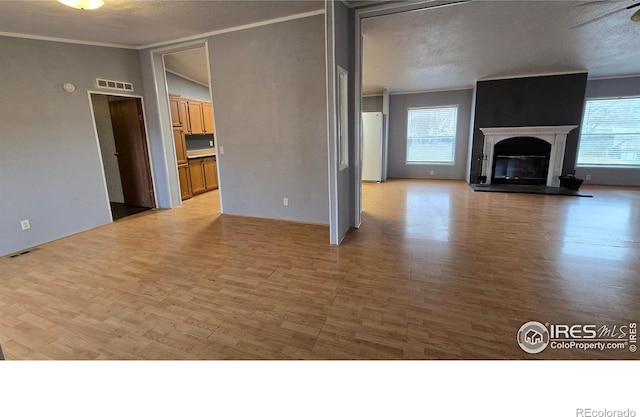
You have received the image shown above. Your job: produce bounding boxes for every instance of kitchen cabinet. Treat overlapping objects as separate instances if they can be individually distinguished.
[203,156,218,190]
[202,102,214,134]
[186,100,214,135]
[169,94,188,127]
[188,156,218,195]
[168,94,213,135]
[187,101,205,135]
[178,163,192,200]
[189,158,206,195]
[173,128,187,164]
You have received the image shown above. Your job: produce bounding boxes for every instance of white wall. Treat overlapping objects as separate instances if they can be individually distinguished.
[0,36,145,256]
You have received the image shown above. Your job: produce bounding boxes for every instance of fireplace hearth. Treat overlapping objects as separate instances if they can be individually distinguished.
[479,126,578,187]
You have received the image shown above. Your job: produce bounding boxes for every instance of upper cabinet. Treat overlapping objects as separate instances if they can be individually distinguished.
[187,100,214,135]
[168,94,214,135]
[187,101,205,135]
[169,94,184,127]
[202,102,214,134]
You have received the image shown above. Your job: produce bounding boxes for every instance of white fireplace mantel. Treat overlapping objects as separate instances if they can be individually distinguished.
[479,125,578,187]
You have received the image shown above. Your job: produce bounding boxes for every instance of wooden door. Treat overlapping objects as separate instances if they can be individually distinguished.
[189,158,206,194]
[203,156,218,190]
[187,102,204,134]
[173,128,187,164]
[202,102,214,134]
[109,98,155,208]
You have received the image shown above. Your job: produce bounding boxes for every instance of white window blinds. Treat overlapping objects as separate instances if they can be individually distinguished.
[577,97,640,166]
[406,106,457,164]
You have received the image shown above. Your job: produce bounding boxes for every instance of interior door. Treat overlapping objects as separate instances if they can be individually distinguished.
[109,98,155,208]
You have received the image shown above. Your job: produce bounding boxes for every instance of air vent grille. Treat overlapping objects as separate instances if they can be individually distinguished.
[96,78,134,92]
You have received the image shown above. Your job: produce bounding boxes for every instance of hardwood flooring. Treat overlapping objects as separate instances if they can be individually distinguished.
[1,179,638,359]
[109,202,152,221]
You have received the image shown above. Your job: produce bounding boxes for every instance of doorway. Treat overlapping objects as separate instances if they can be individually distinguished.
[161,45,220,214]
[91,93,156,221]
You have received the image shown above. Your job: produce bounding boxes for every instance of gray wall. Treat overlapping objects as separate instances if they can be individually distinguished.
[166,71,211,102]
[91,94,124,203]
[139,49,177,208]
[388,89,473,180]
[335,1,356,240]
[363,95,383,112]
[469,73,588,182]
[0,36,145,256]
[575,76,640,186]
[208,14,329,224]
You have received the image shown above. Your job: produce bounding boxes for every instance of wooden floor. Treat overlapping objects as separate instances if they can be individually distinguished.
[1,179,638,359]
[109,202,152,221]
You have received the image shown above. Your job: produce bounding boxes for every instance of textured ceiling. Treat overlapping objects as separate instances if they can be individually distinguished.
[164,48,210,87]
[362,0,640,94]
[0,0,324,48]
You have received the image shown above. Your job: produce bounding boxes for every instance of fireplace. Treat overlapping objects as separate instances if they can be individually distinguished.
[492,137,551,185]
[479,126,577,187]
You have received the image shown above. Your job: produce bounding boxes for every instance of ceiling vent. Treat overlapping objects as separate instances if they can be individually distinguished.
[96,78,134,92]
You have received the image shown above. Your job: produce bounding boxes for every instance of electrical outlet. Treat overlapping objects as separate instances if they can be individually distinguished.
[20,220,31,230]
[430,170,435,175]
[586,174,591,180]
[209,140,213,147]
[283,197,289,206]
[219,146,224,154]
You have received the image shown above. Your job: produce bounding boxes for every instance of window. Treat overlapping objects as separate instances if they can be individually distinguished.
[577,97,640,167]
[406,105,457,164]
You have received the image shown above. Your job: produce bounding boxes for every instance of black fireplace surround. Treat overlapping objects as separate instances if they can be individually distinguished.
[492,136,551,185]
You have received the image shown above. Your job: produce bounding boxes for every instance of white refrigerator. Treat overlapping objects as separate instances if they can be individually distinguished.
[362,112,384,182]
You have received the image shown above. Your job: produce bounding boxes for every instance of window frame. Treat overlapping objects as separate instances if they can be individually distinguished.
[576,95,640,168]
[405,105,458,166]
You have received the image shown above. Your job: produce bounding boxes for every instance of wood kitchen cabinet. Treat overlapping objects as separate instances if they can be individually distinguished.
[178,163,192,200]
[173,128,187,164]
[202,102,214,134]
[189,158,206,195]
[186,100,214,135]
[169,94,188,127]
[187,101,205,135]
[188,156,218,195]
[168,94,213,135]
[203,156,218,190]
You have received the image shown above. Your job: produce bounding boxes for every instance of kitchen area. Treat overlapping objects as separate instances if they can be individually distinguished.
[163,46,219,201]
[169,93,218,200]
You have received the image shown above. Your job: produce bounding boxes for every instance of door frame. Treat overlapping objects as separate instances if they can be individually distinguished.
[148,40,222,212]
[88,90,157,221]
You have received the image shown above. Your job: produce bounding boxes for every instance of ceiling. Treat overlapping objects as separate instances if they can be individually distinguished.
[164,48,210,87]
[3,1,639,96]
[362,0,640,94]
[0,0,324,48]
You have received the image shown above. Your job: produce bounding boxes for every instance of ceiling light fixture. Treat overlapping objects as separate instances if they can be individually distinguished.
[632,9,640,22]
[57,0,105,10]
